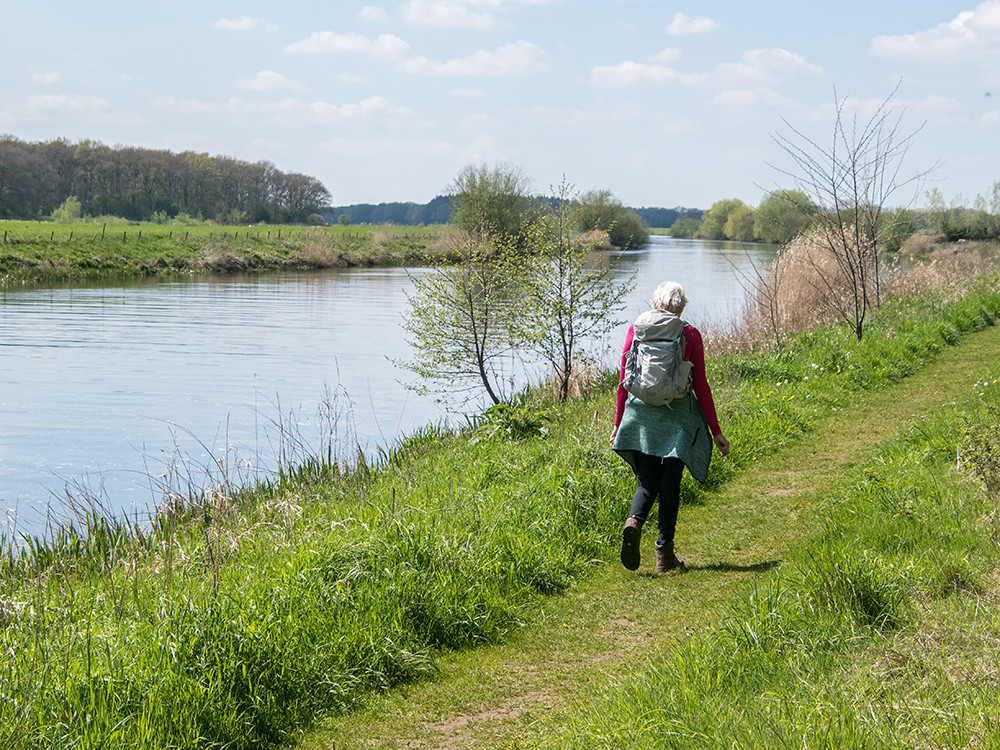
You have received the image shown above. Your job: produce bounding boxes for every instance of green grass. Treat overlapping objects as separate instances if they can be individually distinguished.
[0,220,449,284]
[545,368,1000,749]
[2,276,1000,749]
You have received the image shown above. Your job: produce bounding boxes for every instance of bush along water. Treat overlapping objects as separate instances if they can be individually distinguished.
[1,275,999,748]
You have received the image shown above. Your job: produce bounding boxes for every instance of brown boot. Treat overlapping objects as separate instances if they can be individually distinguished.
[620,516,642,571]
[655,540,684,572]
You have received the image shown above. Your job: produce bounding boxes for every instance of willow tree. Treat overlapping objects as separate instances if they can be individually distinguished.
[447,162,537,247]
[770,84,928,341]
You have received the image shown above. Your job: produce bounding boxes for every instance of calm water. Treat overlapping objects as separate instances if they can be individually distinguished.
[0,236,774,537]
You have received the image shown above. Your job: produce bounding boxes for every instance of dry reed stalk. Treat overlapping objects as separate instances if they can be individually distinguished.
[546,358,605,400]
[706,236,1000,356]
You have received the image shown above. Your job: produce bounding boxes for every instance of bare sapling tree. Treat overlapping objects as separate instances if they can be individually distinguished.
[770,83,930,341]
[514,179,636,402]
[400,231,522,407]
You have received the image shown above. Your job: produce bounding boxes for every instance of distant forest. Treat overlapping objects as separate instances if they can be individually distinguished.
[0,136,332,224]
[328,200,701,229]
[1,135,700,228]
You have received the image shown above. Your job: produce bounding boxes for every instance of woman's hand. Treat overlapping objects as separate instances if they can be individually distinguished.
[713,433,730,457]
[609,426,618,446]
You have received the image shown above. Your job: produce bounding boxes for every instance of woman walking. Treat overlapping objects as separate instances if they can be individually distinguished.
[610,281,730,572]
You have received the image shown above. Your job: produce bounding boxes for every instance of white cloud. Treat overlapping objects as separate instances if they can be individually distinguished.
[25,94,109,115]
[358,5,389,22]
[871,0,1000,62]
[982,109,1000,124]
[308,95,408,119]
[714,49,823,83]
[222,95,412,124]
[589,61,695,87]
[401,0,554,28]
[150,96,221,113]
[909,94,963,115]
[285,31,411,60]
[590,48,819,89]
[667,12,718,36]
[404,39,549,75]
[714,88,798,110]
[235,70,307,93]
[31,72,61,85]
[403,0,496,28]
[286,30,546,77]
[651,48,682,64]
[213,16,278,32]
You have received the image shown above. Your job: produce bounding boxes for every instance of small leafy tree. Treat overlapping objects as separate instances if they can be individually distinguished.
[51,195,82,223]
[668,215,701,238]
[401,232,521,406]
[878,207,918,252]
[516,180,636,402]
[572,189,650,250]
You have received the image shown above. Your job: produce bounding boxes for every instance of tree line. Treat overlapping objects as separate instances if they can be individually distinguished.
[672,184,1000,249]
[0,135,332,224]
[329,198,699,232]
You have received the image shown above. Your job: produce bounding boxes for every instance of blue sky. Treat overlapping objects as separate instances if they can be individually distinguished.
[3,0,999,210]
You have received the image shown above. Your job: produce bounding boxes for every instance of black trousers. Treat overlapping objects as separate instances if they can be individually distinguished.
[627,453,684,545]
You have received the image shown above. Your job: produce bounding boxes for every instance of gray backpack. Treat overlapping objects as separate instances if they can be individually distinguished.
[620,309,693,405]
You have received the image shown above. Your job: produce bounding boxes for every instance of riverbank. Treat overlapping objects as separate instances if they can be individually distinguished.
[0,221,451,285]
[2,266,999,748]
[310,314,1000,749]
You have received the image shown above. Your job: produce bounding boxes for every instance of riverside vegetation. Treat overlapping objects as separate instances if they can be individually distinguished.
[0,221,451,285]
[1,237,999,747]
[0,242,1000,748]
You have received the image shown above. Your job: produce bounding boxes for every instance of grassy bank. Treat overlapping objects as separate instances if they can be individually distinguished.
[0,221,449,285]
[2,259,999,747]
[540,360,1000,749]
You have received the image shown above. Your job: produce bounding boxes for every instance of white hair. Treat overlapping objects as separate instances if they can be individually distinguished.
[649,281,688,313]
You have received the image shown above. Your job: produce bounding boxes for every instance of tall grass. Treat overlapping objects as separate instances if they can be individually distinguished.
[1,249,999,747]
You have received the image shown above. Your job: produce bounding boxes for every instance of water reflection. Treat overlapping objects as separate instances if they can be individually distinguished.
[0,236,774,537]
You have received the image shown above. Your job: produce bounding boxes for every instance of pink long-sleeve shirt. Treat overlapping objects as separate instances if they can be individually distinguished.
[614,324,722,436]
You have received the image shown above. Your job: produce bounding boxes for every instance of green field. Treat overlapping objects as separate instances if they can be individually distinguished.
[0,220,449,284]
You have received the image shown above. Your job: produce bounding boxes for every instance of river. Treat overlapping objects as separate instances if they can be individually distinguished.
[0,236,774,539]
